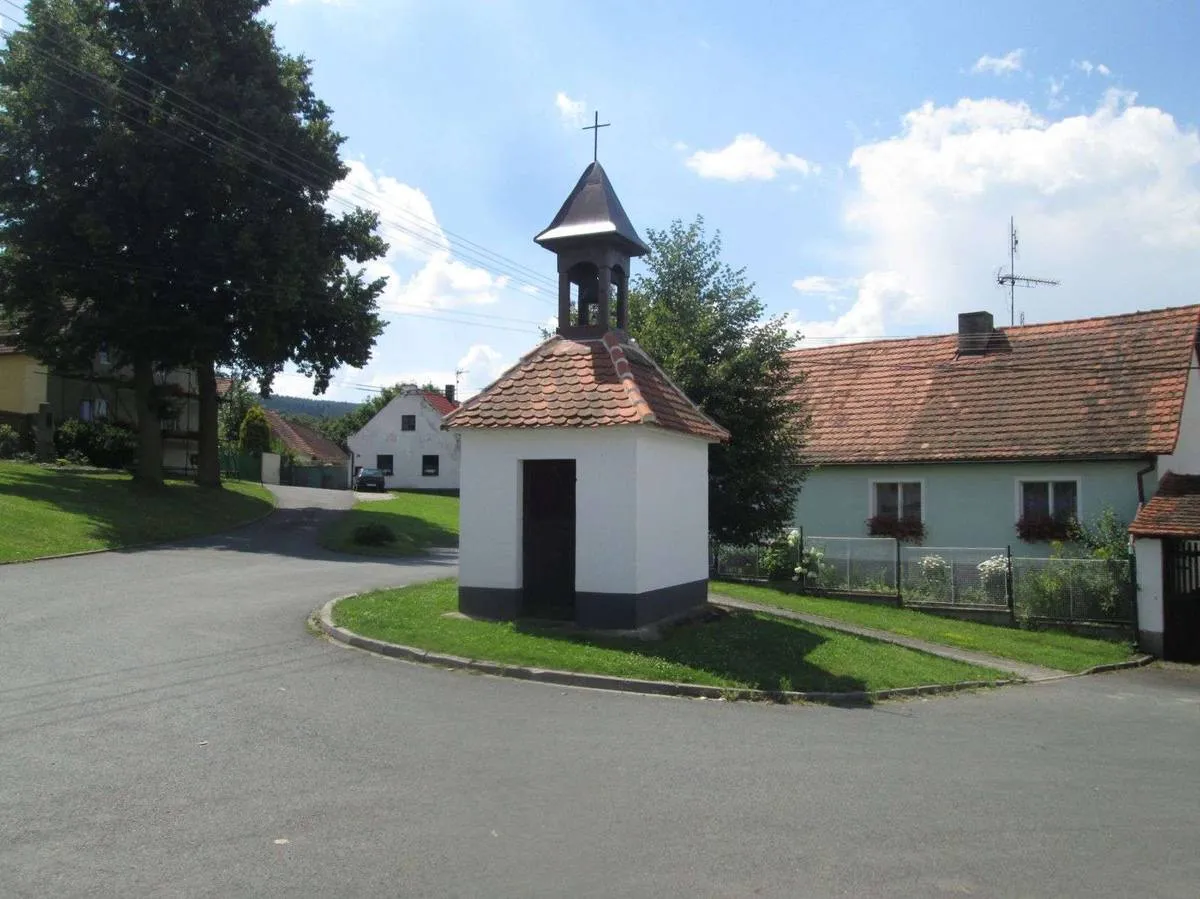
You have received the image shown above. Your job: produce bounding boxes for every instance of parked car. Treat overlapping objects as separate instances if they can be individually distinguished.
[353,467,387,492]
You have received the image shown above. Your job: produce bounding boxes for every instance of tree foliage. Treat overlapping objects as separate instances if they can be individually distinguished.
[218,376,256,447]
[0,0,387,487]
[628,217,807,546]
[238,405,271,454]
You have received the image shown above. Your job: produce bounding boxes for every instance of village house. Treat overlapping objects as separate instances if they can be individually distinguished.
[347,385,461,491]
[789,304,1200,659]
[0,327,200,472]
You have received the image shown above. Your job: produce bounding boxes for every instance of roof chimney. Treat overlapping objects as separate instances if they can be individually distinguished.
[444,384,455,404]
[957,311,994,356]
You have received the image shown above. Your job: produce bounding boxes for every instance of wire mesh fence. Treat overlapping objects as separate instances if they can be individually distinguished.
[1011,556,1135,623]
[899,546,1010,608]
[711,534,1136,626]
[802,536,898,594]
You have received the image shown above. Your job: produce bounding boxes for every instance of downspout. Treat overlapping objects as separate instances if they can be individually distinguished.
[1135,459,1156,506]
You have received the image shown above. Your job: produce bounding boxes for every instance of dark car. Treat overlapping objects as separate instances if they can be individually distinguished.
[354,467,387,492]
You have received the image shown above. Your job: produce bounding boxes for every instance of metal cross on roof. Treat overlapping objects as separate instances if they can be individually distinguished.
[582,111,610,163]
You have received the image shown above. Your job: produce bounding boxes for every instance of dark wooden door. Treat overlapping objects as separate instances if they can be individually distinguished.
[523,459,576,619]
[1163,539,1200,662]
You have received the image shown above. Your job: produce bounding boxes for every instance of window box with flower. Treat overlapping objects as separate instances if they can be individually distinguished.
[866,515,926,543]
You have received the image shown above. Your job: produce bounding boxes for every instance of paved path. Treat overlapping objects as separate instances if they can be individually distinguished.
[1,486,1198,898]
[712,594,1069,680]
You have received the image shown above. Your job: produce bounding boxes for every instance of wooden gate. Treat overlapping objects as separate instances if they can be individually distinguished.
[1162,538,1200,662]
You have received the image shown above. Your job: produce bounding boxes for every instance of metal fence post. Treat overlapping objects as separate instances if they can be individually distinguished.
[895,538,903,607]
[1006,545,1016,625]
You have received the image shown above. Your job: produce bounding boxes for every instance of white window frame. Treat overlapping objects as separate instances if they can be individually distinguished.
[868,478,926,522]
[1014,477,1082,522]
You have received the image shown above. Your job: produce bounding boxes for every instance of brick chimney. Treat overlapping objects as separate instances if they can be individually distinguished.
[957,311,994,356]
[444,384,456,404]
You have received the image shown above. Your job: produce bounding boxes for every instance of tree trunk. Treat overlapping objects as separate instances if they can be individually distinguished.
[132,357,164,487]
[196,357,222,489]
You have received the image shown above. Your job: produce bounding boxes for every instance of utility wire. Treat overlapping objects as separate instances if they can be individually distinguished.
[0,18,558,302]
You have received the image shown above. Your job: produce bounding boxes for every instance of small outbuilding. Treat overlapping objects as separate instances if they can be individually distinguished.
[443,161,728,629]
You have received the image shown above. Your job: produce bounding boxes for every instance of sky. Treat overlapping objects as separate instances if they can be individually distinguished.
[52,1,1200,400]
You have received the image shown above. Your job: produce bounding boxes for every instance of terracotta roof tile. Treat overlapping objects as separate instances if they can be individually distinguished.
[789,305,1200,464]
[444,333,728,442]
[263,408,348,464]
[421,390,459,416]
[1131,473,1200,537]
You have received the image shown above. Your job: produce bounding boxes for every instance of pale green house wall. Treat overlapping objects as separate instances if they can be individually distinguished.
[793,459,1154,558]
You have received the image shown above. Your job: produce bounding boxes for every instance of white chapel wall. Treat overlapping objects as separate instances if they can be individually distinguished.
[634,429,710,593]
[457,428,639,594]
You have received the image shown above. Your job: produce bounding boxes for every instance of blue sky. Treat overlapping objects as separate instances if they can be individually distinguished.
[80,2,1200,398]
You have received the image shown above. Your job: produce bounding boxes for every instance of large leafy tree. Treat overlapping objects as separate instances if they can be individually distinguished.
[629,217,808,546]
[0,0,386,486]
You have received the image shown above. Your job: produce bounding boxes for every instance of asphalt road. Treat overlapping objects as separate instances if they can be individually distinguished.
[1,486,1197,899]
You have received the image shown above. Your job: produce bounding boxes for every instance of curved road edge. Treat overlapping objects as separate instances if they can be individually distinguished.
[313,596,1021,706]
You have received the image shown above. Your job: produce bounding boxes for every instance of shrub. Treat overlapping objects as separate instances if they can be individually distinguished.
[758,532,797,581]
[352,522,396,546]
[238,405,271,453]
[0,423,22,458]
[53,419,138,469]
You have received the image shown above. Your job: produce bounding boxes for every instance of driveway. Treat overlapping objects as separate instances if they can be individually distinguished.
[1,486,1197,898]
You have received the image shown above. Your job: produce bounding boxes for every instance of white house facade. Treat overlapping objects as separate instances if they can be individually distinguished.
[347,387,461,491]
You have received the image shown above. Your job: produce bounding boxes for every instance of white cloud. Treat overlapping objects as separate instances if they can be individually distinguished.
[971,49,1024,76]
[685,134,818,181]
[793,90,1200,342]
[1074,60,1112,77]
[555,91,586,127]
[792,276,848,295]
[456,344,510,394]
[331,160,508,311]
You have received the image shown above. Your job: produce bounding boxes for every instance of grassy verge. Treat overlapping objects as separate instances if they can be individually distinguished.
[332,579,1007,693]
[0,461,274,562]
[320,490,458,557]
[713,580,1136,673]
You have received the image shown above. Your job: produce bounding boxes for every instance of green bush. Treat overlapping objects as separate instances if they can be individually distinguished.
[758,535,796,582]
[0,423,22,458]
[53,419,138,469]
[239,405,271,453]
[352,522,396,546]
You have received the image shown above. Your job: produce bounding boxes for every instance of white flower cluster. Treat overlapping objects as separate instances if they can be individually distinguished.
[919,554,948,577]
[977,554,1008,586]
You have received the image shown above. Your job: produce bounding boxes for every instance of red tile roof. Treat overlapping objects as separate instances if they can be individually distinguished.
[422,390,459,417]
[788,305,1200,464]
[263,408,348,464]
[444,332,729,442]
[1131,473,1200,537]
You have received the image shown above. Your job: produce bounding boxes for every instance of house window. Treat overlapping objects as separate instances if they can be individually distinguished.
[94,398,108,420]
[873,481,923,521]
[400,415,416,432]
[376,454,394,476]
[422,454,439,477]
[1019,480,1078,521]
[79,400,93,422]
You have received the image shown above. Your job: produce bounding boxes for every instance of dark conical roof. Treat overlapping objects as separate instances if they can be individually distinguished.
[534,162,650,256]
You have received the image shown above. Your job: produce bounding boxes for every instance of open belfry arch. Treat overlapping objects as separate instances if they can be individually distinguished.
[443,150,729,630]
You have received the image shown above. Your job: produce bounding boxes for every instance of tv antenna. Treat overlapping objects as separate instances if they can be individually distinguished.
[997,216,1059,326]
[455,368,469,393]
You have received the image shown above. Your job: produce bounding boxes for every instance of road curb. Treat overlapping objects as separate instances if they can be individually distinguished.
[1081,654,1156,675]
[0,487,277,566]
[314,597,1018,706]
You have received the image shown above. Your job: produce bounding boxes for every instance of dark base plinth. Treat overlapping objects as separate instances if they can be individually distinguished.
[458,579,710,630]
[1138,630,1163,658]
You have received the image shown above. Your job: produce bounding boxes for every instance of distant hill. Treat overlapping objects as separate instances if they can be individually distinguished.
[262,394,361,419]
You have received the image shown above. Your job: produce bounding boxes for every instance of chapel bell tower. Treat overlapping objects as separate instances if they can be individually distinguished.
[534,162,650,339]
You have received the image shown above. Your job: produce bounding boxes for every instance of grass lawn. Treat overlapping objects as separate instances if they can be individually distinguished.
[332,579,1008,693]
[713,580,1137,673]
[0,461,274,562]
[320,490,459,557]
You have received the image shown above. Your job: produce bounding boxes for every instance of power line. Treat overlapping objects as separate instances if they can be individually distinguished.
[0,14,558,302]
